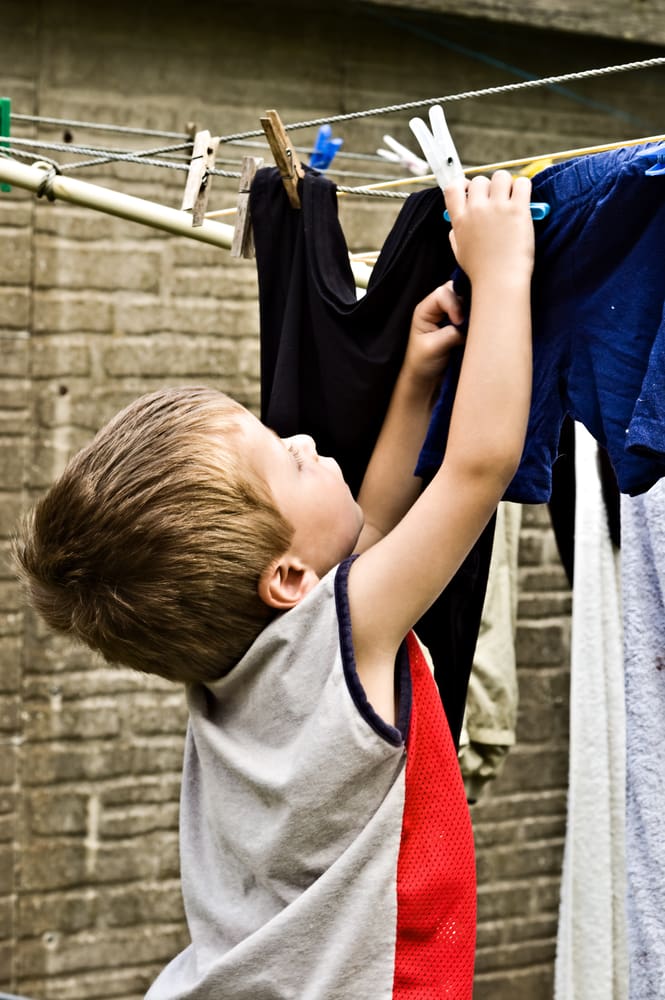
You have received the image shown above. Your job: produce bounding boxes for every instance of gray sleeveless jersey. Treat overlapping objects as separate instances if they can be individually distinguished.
[146,560,476,999]
[146,563,408,999]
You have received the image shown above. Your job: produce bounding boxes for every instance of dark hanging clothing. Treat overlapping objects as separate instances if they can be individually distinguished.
[250,166,494,746]
[548,415,621,589]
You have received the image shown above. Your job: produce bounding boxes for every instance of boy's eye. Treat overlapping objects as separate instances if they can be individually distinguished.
[287,444,304,470]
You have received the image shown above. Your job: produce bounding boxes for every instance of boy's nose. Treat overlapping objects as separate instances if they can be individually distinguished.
[283,434,319,459]
[285,434,318,458]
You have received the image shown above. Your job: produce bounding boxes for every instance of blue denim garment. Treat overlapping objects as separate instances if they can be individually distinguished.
[415,143,665,501]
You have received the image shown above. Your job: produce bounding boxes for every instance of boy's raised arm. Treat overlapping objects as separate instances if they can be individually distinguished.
[354,281,466,553]
[348,170,534,725]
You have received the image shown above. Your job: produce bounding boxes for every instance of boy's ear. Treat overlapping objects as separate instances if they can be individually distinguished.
[258,554,320,610]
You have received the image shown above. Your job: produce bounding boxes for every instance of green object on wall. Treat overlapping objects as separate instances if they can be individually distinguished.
[1,97,11,192]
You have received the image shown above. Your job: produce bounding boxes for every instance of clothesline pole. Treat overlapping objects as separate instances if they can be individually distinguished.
[0,157,236,248]
[0,157,373,288]
[463,132,665,176]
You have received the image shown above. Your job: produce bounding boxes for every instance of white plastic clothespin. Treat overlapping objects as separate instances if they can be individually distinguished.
[410,104,551,222]
[376,135,429,176]
[408,105,465,192]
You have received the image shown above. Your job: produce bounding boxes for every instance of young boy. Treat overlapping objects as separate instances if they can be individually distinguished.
[15,172,534,999]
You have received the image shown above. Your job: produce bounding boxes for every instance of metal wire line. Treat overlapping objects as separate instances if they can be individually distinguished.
[13,54,665,142]
[12,57,665,154]
[6,56,665,200]
[11,113,189,139]
[7,136,391,175]
[216,56,665,142]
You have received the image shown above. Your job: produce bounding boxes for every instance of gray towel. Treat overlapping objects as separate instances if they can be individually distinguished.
[622,478,665,1000]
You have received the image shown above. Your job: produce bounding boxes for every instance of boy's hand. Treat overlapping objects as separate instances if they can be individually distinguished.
[444,170,535,285]
[402,281,466,386]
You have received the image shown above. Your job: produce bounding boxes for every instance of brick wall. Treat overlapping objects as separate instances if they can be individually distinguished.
[473,505,571,998]
[1,1,659,996]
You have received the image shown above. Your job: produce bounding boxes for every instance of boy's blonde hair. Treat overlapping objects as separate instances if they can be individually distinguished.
[14,386,294,683]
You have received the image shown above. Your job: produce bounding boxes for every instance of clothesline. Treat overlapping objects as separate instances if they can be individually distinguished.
[17,55,655,146]
[336,131,665,196]
[4,55,664,195]
[6,124,413,169]
[200,130,665,219]
[3,128,407,183]
[2,136,400,187]
[12,54,665,145]
[216,56,665,142]
[2,122,664,289]
[1,54,664,269]
[6,128,665,212]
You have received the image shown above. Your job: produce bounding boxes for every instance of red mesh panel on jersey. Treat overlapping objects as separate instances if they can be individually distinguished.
[393,632,476,999]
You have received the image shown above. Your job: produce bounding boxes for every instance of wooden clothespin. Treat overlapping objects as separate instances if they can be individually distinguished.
[231,155,263,259]
[181,129,220,227]
[260,109,303,208]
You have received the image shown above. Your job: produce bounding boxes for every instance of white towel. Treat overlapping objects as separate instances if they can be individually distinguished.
[622,477,665,1000]
[554,423,627,1000]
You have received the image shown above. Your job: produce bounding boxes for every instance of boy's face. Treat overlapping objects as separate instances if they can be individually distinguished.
[241,412,364,577]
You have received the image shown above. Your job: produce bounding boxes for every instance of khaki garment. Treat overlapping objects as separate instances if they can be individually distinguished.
[458,502,522,802]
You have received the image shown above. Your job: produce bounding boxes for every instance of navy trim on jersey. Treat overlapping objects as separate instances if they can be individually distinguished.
[334,557,411,746]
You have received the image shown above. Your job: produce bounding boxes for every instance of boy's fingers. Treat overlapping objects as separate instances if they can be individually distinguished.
[448,229,458,261]
[446,172,532,223]
[510,174,532,204]
[438,282,465,326]
[416,283,464,328]
[439,324,466,350]
[414,288,448,326]
[443,180,467,222]
[489,169,513,197]
[466,174,490,206]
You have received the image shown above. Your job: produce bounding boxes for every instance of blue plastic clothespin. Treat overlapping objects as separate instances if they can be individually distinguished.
[0,97,11,193]
[409,104,550,223]
[310,124,343,171]
[443,203,550,223]
[636,142,665,176]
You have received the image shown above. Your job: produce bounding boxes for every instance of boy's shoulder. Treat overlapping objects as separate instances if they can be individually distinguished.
[189,556,404,748]
[202,562,344,703]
